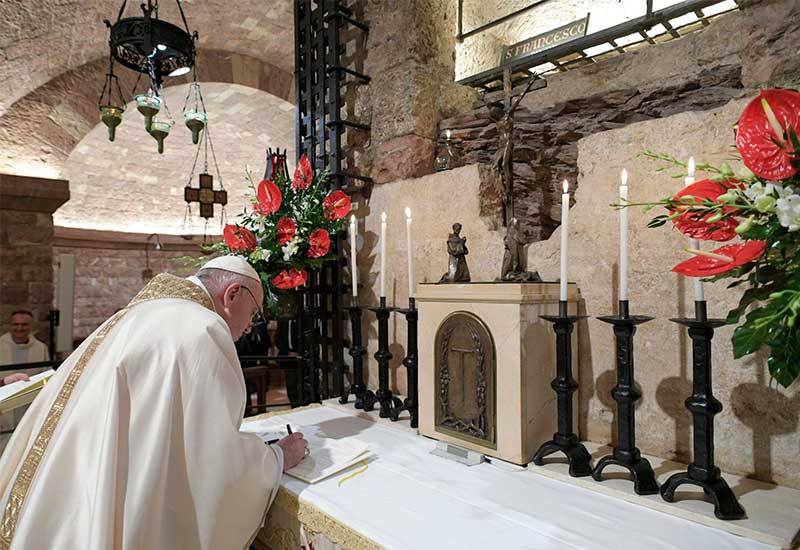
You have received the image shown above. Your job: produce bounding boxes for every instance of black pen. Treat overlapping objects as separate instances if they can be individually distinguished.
[286,424,293,435]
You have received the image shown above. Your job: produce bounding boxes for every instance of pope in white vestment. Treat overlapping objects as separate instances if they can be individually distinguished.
[0,257,305,550]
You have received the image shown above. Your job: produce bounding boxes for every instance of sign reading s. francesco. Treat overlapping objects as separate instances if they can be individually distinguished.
[501,15,590,65]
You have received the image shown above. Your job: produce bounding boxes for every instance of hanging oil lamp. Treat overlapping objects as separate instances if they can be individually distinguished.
[135,89,162,132]
[183,80,207,145]
[97,56,126,142]
[148,85,174,154]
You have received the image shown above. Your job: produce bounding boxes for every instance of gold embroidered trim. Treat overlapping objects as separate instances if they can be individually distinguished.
[128,273,214,312]
[252,525,299,550]
[0,309,128,549]
[0,274,214,549]
[268,487,382,550]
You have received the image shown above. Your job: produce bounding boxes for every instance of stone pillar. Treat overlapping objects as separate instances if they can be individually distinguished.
[0,174,69,341]
[365,0,474,184]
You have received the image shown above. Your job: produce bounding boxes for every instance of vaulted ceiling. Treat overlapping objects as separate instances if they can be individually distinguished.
[0,0,294,117]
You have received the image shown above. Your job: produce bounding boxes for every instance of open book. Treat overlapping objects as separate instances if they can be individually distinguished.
[249,424,371,484]
[0,370,55,414]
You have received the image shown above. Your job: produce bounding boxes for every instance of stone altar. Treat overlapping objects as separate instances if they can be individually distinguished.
[417,282,581,465]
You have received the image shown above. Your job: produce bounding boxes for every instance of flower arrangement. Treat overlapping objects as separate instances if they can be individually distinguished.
[630,89,800,388]
[210,153,351,309]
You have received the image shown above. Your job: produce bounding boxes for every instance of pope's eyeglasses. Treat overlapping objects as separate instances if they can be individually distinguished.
[241,285,266,327]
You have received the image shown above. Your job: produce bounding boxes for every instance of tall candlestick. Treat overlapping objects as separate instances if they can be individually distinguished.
[380,212,387,298]
[619,169,629,302]
[405,207,414,299]
[560,179,570,302]
[685,157,704,302]
[350,215,358,298]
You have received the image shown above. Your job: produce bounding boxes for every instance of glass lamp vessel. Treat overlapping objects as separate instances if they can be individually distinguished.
[97,56,126,142]
[435,130,456,171]
[183,81,207,144]
[135,91,162,132]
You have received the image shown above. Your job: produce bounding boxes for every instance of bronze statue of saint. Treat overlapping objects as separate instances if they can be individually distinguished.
[498,218,541,283]
[439,223,470,283]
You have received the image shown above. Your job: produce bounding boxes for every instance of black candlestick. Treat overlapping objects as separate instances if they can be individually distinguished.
[533,300,592,477]
[661,300,746,520]
[390,298,419,428]
[340,300,374,408]
[592,300,659,495]
[364,297,402,418]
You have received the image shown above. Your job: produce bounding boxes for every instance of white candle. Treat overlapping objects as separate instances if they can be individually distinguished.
[405,207,414,299]
[619,168,629,301]
[445,129,452,140]
[560,179,570,301]
[380,212,387,298]
[350,215,358,298]
[685,157,704,301]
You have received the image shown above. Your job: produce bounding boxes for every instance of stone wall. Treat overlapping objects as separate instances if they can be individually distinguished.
[524,98,799,488]
[52,229,207,341]
[363,97,800,489]
[361,0,475,184]
[437,0,800,242]
[0,174,69,343]
[356,164,504,395]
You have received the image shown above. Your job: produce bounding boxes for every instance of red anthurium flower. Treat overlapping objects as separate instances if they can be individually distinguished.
[272,270,294,290]
[256,179,282,215]
[673,240,766,277]
[223,225,257,252]
[735,89,800,180]
[670,179,742,241]
[323,190,351,220]
[289,268,308,287]
[308,229,331,258]
[292,154,314,190]
[276,217,297,245]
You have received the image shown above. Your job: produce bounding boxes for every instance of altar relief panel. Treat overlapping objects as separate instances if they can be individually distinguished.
[434,312,496,449]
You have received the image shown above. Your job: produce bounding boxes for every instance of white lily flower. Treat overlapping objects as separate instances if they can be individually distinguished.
[776,194,800,232]
[282,237,300,261]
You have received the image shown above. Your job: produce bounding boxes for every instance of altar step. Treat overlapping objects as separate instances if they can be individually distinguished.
[320,399,800,549]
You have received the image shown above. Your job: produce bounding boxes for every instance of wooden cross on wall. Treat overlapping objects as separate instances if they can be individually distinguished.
[184,173,227,219]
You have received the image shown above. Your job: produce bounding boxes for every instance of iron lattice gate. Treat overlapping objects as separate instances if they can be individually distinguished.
[294,0,370,402]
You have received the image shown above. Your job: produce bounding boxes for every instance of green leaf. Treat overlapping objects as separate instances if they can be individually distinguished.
[732,321,768,358]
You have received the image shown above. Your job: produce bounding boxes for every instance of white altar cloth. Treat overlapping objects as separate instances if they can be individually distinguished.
[243,404,777,550]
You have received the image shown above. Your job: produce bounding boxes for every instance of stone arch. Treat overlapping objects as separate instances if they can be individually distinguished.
[55,80,296,234]
[0,0,294,117]
[0,49,294,178]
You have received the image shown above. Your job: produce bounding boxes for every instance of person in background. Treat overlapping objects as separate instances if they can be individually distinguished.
[0,310,49,367]
[0,310,48,453]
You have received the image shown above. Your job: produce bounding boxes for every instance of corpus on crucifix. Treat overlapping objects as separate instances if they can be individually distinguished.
[484,69,543,227]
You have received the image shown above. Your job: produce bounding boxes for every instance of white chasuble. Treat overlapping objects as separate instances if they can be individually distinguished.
[0,274,283,550]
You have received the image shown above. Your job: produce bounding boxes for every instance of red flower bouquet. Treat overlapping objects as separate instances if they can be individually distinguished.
[634,88,800,387]
[216,153,351,308]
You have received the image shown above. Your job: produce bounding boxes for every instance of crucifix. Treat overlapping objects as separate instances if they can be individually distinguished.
[484,69,545,226]
[184,173,227,220]
[182,123,227,238]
